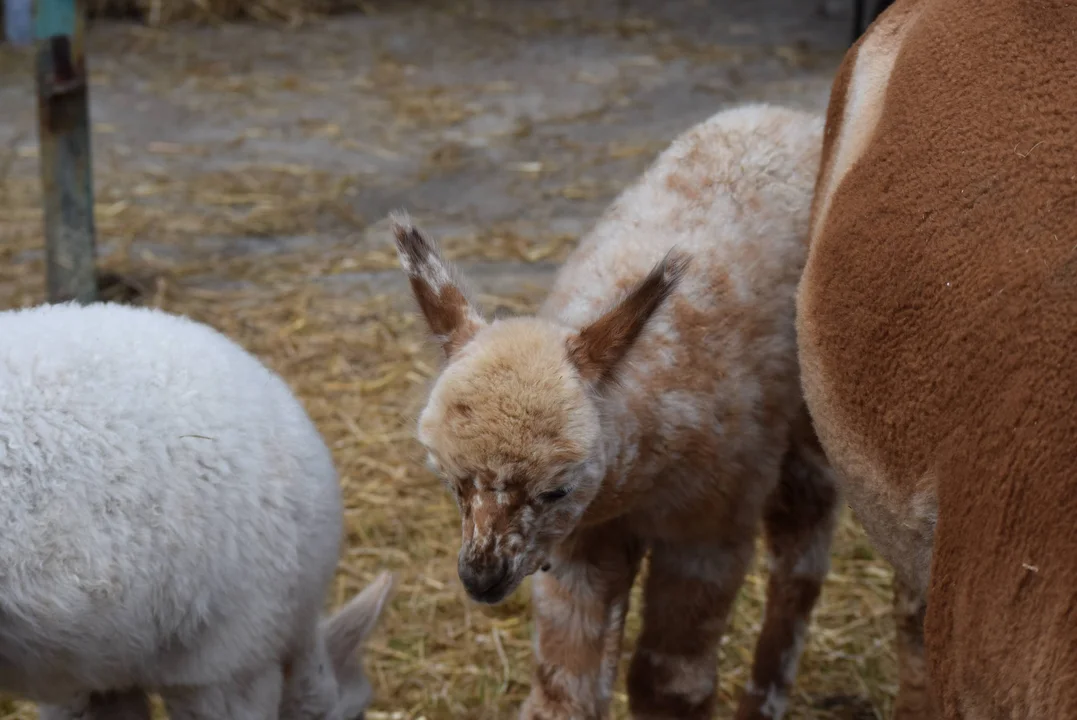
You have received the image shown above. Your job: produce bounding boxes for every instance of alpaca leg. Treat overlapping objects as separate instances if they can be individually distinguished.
[628,537,755,720]
[892,575,935,719]
[39,689,152,720]
[162,665,282,720]
[736,412,840,720]
[521,522,644,720]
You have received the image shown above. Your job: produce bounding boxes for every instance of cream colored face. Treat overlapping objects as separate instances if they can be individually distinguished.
[391,214,687,604]
[417,320,605,603]
[425,448,603,604]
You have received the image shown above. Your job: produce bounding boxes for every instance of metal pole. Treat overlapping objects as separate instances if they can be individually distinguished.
[34,0,98,304]
[4,0,34,45]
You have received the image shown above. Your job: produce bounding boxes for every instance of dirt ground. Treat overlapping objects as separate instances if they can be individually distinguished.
[1,0,849,302]
[0,1,896,718]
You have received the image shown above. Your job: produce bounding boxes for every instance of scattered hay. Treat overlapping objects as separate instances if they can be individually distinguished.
[85,0,368,27]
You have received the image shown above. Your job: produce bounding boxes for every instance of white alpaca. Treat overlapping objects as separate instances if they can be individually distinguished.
[0,301,393,720]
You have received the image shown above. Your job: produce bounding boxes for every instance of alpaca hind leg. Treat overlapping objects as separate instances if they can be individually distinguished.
[736,409,840,720]
[39,689,152,720]
[892,575,935,719]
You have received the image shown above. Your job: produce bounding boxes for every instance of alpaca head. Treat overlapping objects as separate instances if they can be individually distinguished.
[392,215,686,603]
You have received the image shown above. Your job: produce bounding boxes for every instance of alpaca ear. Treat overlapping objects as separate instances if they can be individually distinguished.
[390,213,487,358]
[323,571,395,673]
[566,250,689,386]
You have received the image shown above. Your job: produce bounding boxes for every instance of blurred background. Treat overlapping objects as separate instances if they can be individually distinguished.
[0,1,894,717]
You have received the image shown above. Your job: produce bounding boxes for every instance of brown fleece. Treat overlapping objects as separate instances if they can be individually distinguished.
[566,251,690,386]
[800,0,1077,716]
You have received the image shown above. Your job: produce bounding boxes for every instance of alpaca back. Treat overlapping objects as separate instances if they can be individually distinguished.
[0,302,342,702]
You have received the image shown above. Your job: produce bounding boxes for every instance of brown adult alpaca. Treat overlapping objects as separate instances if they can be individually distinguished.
[798,0,1077,717]
[393,105,840,720]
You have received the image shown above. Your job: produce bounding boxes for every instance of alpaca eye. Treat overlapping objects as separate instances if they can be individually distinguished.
[538,486,572,503]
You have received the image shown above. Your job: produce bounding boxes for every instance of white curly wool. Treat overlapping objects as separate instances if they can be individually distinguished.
[0,302,392,720]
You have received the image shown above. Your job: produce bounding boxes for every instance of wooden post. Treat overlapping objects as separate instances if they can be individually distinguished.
[34,0,98,304]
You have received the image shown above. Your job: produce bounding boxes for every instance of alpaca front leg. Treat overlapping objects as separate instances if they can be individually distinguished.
[628,538,755,720]
[161,665,283,720]
[522,524,644,720]
[736,421,839,720]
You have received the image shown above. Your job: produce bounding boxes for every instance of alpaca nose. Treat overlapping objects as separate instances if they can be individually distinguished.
[458,555,511,604]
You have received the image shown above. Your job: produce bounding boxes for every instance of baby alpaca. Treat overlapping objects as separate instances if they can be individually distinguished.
[0,302,393,720]
[393,103,837,720]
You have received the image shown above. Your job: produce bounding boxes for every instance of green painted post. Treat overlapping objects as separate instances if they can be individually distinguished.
[35,0,97,304]
[4,0,35,45]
